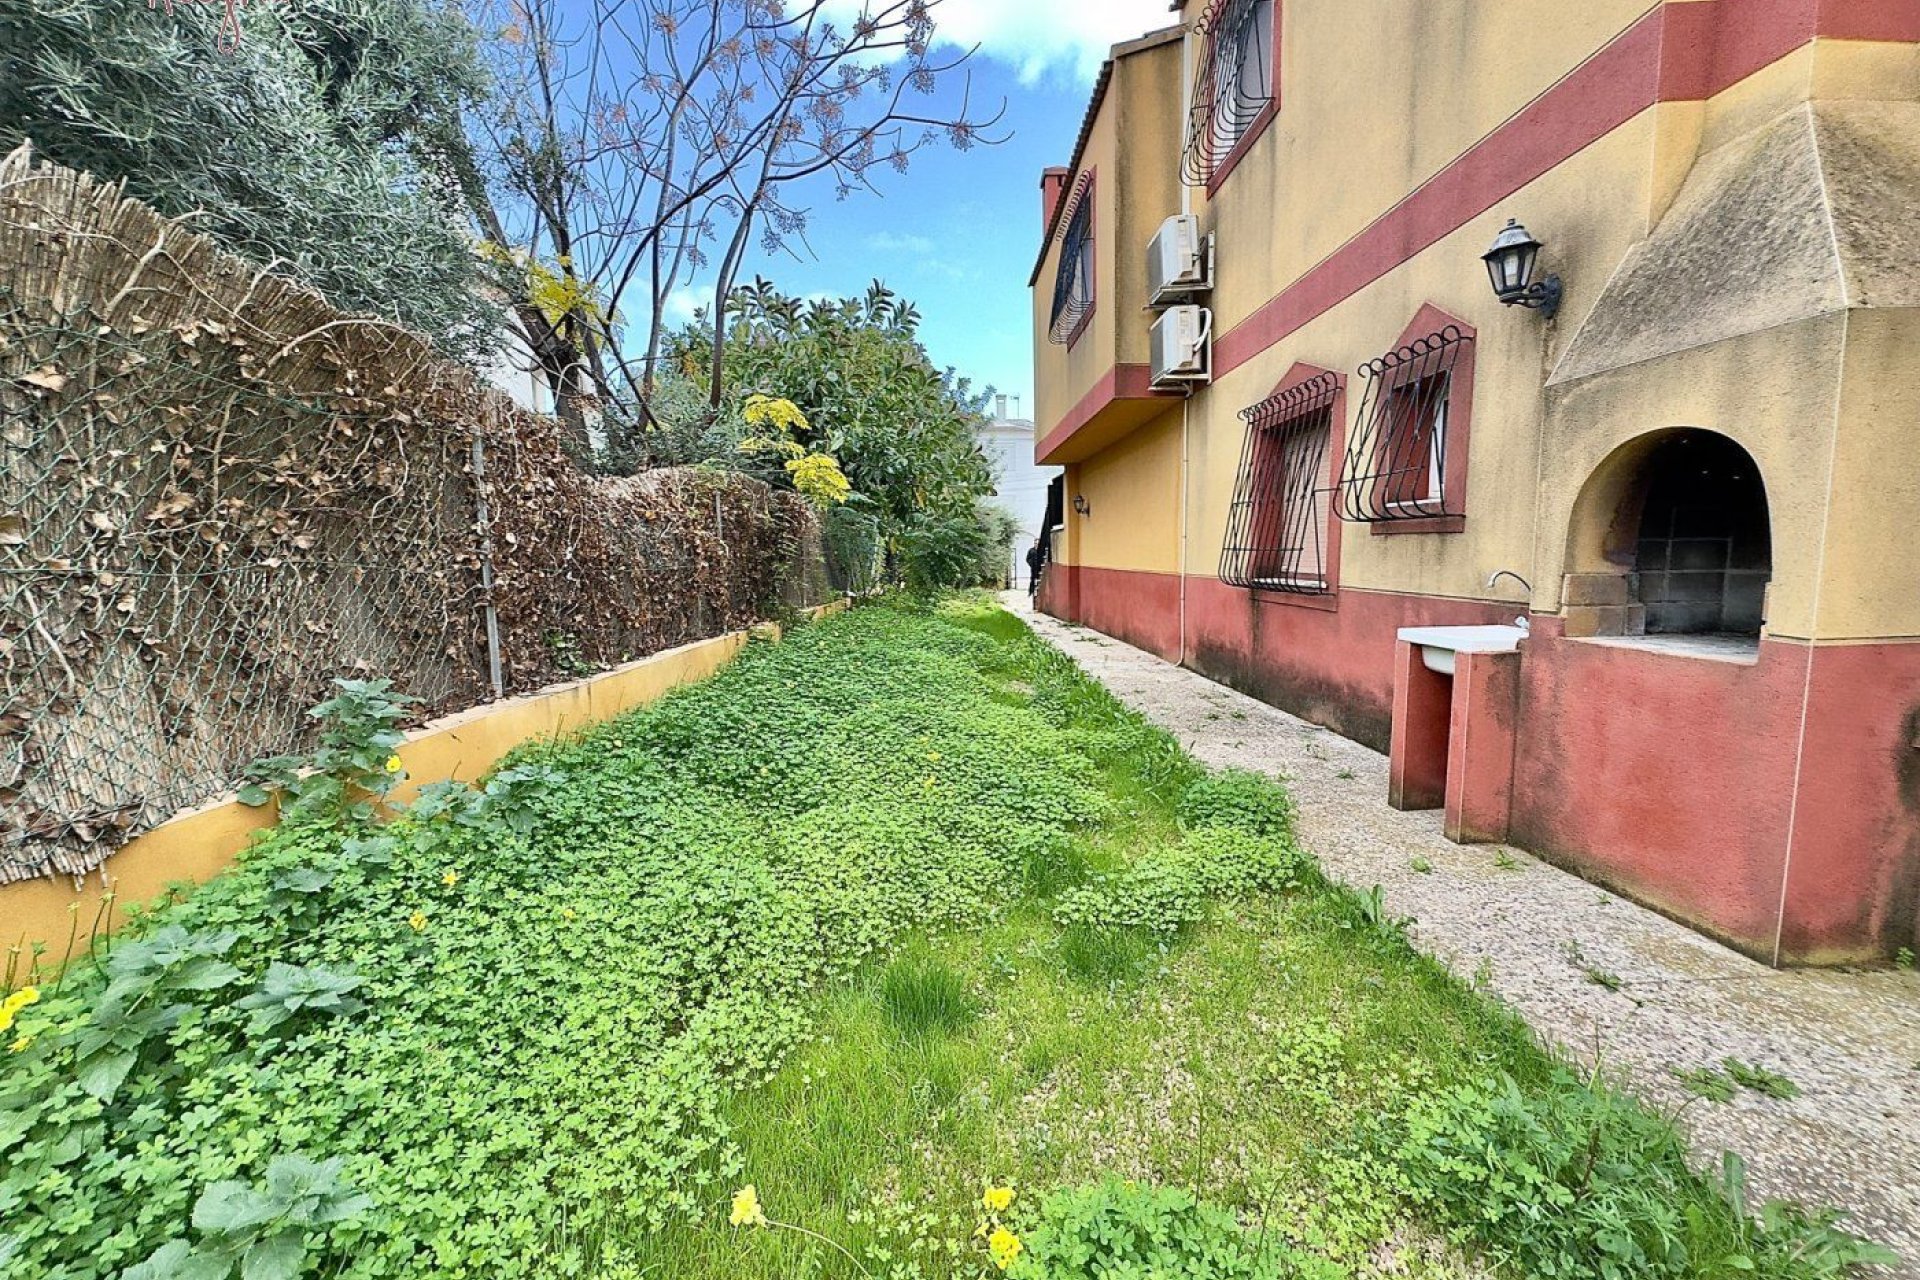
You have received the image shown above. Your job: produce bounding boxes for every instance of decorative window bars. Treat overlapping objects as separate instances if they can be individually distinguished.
[1219,372,1340,593]
[1336,325,1471,522]
[1047,181,1095,345]
[1182,0,1276,185]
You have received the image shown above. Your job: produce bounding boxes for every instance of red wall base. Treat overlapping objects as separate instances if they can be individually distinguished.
[1041,566,1920,964]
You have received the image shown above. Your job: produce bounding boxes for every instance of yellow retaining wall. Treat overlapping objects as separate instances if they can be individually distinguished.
[2,606,844,974]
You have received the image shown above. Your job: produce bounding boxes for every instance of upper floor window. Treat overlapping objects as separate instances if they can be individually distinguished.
[1182,0,1277,186]
[1048,183,1095,345]
[1220,370,1340,594]
[1337,322,1473,524]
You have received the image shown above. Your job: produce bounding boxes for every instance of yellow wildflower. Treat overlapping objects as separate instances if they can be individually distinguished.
[442,869,460,887]
[0,986,39,1034]
[729,1184,768,1228]
[927,752,943,764]
[8,1035,31,1054]
[982,1184,1014,1214]
[987,1226,1023,1271]
[561,907,577,923]
[408,911,428,932]
[384,755,404,775]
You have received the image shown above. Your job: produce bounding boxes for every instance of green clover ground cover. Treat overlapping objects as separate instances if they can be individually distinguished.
[0,600,1892,1280]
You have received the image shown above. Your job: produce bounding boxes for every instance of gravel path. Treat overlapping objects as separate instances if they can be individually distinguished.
[1007,593,1920,1271]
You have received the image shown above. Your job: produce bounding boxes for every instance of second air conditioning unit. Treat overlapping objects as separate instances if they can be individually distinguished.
[1150,305,1212,390]
[1147,214,1212,306]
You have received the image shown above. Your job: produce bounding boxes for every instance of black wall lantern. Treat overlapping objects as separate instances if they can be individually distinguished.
[1072,494,1091,518]
[1482,218,1562,319]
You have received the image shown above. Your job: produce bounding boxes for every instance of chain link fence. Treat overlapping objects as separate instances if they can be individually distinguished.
[0,146,828,885]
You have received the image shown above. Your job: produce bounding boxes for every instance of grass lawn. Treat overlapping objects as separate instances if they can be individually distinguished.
[0,599,1888,1280]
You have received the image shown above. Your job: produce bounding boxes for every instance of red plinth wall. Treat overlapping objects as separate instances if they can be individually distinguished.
[1042,566,1920,965]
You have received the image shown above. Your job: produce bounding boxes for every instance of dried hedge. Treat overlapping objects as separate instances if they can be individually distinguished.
[0,144,827,882]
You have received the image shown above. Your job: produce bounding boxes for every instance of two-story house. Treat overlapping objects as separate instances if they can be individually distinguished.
[1030,0,1920,965]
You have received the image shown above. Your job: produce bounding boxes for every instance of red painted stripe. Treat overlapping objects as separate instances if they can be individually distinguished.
[1035,363,1170,462]
[1037,366,1120,462]
[1216,9,1667,375]
[1045,0,1916,448]
[1819,0,1920,40]
[1204,0,1900,380]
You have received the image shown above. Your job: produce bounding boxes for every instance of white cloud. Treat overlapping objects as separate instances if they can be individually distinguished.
[823,0,1177,85]
[869,231,936,254]
[665,282,713,325]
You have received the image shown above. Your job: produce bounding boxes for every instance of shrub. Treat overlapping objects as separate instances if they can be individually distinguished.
[1053,828,1305,936]
[898,507,996,596]
[1390,1071,1897,1280]
[1008,1178,1339,1280]
[1178,769,1296,839]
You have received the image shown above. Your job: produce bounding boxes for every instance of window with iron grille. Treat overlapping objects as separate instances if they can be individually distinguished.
[1219,371,1339,593]
[1182,0,1277,186]
[1047,185,1095,345]
[1337,325,1472,523]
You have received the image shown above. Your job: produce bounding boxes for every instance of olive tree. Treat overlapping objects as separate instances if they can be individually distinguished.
[0,0,495,359]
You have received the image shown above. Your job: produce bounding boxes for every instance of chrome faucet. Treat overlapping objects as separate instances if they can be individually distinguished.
[1487,571,1533,633]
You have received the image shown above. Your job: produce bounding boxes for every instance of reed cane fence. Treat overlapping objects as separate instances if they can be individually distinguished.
[0,145,826,884]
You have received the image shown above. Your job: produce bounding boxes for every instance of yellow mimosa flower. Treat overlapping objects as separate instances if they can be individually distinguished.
[408,911,428,932]
[442,869,460,887]
[982,1184,1014,1214]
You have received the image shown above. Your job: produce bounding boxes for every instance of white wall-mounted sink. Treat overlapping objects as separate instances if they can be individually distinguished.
[1398,624,1529,676]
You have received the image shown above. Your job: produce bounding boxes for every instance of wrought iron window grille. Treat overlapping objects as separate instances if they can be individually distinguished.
[1047,183,1095,345]
[1337,325,1471,523]
[1219,371,1340,593]
[1182,0,1276,186]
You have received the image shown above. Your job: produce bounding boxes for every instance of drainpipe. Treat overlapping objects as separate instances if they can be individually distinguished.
[1180,19,1195,221]
[1176,9,1197,666]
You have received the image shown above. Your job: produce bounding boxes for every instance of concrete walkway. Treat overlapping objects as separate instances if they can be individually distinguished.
[1006,593,1920,1272]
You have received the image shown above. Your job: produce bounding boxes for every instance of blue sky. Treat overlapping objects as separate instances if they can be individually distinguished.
[707,2,1174,418]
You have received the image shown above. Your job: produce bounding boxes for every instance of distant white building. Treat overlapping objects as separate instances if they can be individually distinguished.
[977,396,1060,588]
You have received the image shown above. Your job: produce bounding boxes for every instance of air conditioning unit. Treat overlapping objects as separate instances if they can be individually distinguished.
[1150,305,1212,389]
[1147,214,1211,306]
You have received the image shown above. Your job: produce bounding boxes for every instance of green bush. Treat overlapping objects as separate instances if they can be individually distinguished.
[1391,1072,1897,1280]
[897,507,996,596]
[1008,1178,1339,1280]
[1053,828,1305,937]
[1177,769,1296,839]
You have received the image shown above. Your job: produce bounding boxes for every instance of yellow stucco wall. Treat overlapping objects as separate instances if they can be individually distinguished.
[1032,90,1120,434]
[1,607,843,974]
[1820,307,1920,640]
[1073,408,1184,573]
[1186,113,1665,607]
[1032,36,1185,437]
[1200,0,1658,336]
